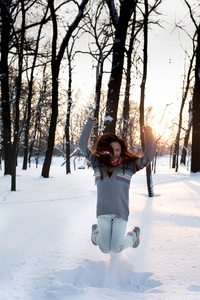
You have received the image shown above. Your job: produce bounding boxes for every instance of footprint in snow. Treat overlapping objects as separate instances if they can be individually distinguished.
[48,254,163,295]
[187,285,200,292]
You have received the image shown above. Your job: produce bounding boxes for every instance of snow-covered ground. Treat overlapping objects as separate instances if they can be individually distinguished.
[0,156,200,300]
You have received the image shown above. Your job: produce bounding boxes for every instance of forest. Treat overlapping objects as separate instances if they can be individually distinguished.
[0,0,200,192]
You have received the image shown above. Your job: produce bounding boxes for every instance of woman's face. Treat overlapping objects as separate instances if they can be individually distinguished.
[110,142,122,160]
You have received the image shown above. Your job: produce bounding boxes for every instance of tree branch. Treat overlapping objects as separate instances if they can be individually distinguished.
[184,0,198,30]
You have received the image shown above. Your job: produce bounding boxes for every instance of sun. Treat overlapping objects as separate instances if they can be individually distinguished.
[152,120,176,145]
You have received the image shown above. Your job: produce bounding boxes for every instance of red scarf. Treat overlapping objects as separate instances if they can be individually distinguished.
[100,151,123,166]
[110,157,124,166]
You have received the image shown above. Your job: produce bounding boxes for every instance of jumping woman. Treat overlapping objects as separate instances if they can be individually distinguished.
[79,117,156,254]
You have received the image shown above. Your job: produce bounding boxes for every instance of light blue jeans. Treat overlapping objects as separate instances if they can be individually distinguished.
[92,214,135,253]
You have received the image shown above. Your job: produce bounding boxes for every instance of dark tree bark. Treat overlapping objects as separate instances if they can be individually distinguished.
[65,44,73,174]
[140,0,148,150]
[184,1,200,172]
[82,1,113,141]
[22,5,49,170]
[93,47,111,142]
[11,0,25,191]
[122,5,142,139]
[172,49,195,171]
[139,0,161,197]
[93,59,103,140]
[92,2,112,141]
[41,0,59,178]
[139,0,153,197]
[41,0,89,178]
[103,0,137,133]
[122,11,136,140]
[180,100,192,165]
[191,25,200,173]
[0,0,12,175]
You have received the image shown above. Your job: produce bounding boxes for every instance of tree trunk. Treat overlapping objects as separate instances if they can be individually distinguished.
[29,66,47,167]
[22,81,32,170]
[29,95,42,167]
[139,0,154,197]
[42,0,89,178]
[22,6,48,170]
[1,1,12,175]
[41,74,58,178]
[140,3,147,150]
[35,128,42,168]
[146,164,154,196]
[93,59,103,143]
[172,132,180,171]
[104,0,137,133]
[191,25,200,173]
[11,0,25,191]
[41,0,58,178]
[172,49,195,171]
[122,6,138,139]
[180,100,192,165]
[65,46,73,174]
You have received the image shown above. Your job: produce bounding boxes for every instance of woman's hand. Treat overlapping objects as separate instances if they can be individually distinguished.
[142,125,152,133]
[90,116,97,121]
[142,125,156,163]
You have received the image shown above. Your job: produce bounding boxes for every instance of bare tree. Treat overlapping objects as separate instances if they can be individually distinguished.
[1,0,52,189]
[65,40,74,174]
[28,63,51,167]
[184,0,200,173]
[180,100,192,165]
[41,0,89,178]
[122,10,137,140]
[122,7,143,139]
[79,0,113,142]
[103,0,138,133]
[90,2,113,141]
[172,48,195,171]
[0,0,12,175]
[191,26,200,172]
[139,0,161,197]
[11,0,26,191]
[22,3,49,170]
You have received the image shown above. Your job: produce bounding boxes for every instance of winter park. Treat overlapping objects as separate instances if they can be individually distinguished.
[1,0,200,299]
[0,155,200,300]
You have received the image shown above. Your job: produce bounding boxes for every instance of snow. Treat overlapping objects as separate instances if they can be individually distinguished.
[104,115,113,122]
[0,156,200,300]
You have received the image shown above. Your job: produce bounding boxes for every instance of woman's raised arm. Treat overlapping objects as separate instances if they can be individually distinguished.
[142,126,156,165]
[78,117,97,156]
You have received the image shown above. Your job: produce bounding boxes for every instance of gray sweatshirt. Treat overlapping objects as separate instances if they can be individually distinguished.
[79,119,156,221]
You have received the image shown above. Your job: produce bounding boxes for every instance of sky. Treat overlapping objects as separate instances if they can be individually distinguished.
[70,0,198,139]
[146,0,195,122]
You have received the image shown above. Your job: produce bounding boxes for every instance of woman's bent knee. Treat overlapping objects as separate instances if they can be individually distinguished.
[111,245,122,253]
[99,246,111,254]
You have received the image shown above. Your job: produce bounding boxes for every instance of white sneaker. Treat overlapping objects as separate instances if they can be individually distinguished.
[91,224,98,245]
[128,226,140,248]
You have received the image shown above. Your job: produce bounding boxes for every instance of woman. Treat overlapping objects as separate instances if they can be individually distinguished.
[79,117,156,254]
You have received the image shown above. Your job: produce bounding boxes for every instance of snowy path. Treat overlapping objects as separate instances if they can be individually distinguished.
[0,157,200,299]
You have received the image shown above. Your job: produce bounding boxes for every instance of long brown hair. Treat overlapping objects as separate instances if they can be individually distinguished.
[93,133,139,175]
